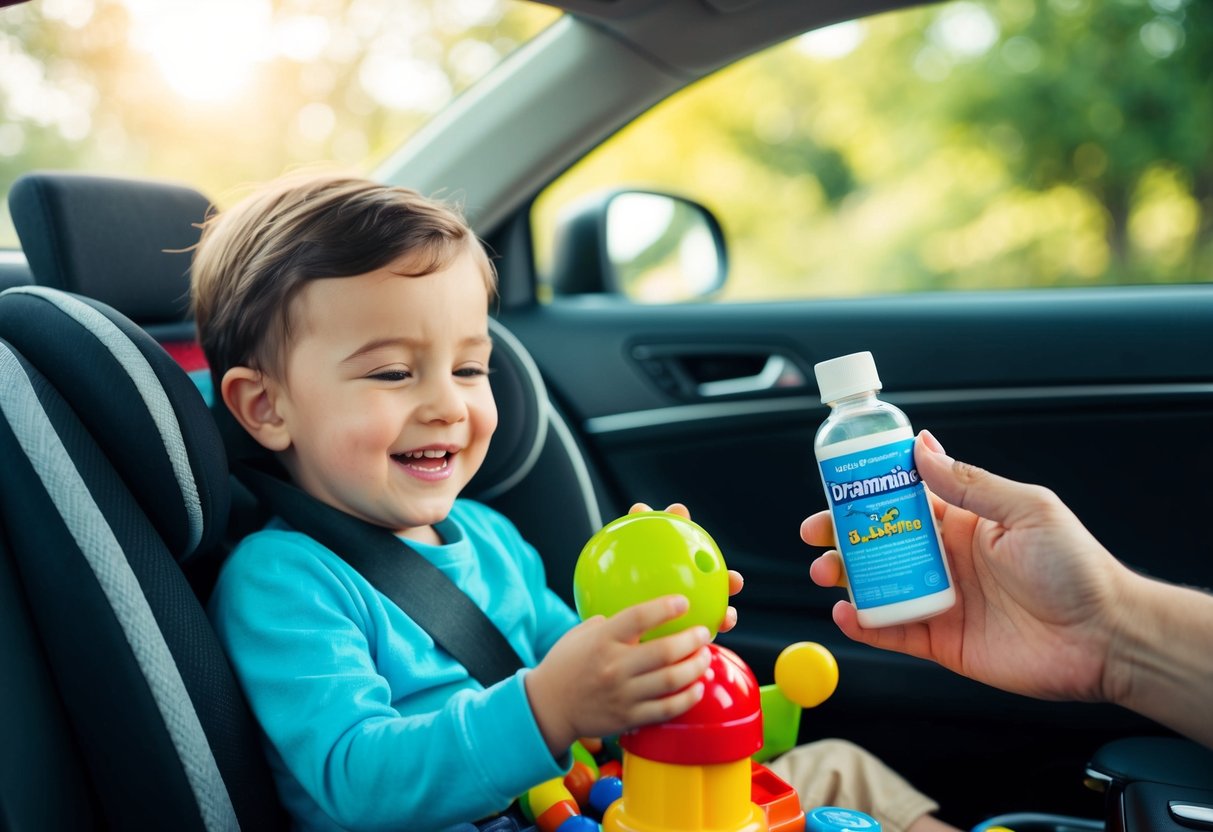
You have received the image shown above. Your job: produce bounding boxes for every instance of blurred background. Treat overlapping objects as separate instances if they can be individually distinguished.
[2,0,1210,299]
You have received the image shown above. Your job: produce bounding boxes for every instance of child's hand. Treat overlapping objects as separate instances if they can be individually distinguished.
[525,594,712,757]
[628,501,744,634]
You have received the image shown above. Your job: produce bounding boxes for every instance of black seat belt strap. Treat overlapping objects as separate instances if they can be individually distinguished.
[235,460,526,689]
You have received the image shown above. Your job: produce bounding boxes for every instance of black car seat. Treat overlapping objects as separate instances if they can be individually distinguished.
[8,172,210,371]
[0,285,287,830]
[1,173,607,830]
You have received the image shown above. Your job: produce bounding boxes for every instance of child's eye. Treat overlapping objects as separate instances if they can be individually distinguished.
[369,370,411,382]
[455,366,490,378]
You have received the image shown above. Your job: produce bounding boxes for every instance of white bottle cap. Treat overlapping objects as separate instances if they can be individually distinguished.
[814,351,882,403]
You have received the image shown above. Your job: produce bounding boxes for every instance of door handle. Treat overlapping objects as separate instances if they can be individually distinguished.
[695,354,806,397]
[632,346,809,399]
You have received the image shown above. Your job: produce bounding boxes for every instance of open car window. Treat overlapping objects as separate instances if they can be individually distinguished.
[533,0,1212,301]
[0,0,560,249]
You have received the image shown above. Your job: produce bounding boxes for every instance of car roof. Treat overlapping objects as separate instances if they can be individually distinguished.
[378,0,927,235]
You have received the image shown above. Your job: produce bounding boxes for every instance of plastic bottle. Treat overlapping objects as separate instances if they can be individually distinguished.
[813,351,954,628]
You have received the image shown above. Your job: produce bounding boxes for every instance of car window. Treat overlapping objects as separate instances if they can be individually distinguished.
[532,0,1212,301]
[0,0,560,249]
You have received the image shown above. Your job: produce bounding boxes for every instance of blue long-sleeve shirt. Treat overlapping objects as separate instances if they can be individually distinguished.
[207,499,581,831]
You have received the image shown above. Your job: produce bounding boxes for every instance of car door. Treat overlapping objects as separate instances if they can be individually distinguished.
[495,284,1213,823]
[483,2,1213,825]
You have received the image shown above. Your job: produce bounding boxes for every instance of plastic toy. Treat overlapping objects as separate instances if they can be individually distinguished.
[805,806,882,832]
[570,510,841,832]
[573,511,730,640]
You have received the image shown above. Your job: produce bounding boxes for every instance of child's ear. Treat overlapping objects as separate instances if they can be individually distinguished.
[221,366,291,452]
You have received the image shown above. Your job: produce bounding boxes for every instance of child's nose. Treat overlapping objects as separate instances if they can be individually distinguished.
[418,376,467,423]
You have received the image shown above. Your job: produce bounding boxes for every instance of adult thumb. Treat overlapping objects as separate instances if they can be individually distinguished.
[915,431,1048,527]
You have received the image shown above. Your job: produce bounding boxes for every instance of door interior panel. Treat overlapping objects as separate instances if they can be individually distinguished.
[499,284,1213,825]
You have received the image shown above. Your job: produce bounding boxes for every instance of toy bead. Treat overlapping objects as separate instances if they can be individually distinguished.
[527,777,577,818]
[578,736,604,755]
[555,816,600,832]
[535,799,580,832]
[571,740,600,778]
[774,642,839,709]
[806,806,881,832]
[588,775,623,817]
[563,760,596,810]
[597,759,622,780]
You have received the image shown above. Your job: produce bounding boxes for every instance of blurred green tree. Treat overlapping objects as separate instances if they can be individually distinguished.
[0,0,557,247]
[533,0,1213,298]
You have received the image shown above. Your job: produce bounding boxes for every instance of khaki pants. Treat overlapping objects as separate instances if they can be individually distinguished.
[767,739,940,832]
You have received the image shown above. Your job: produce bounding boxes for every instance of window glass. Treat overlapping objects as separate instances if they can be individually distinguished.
[533,0,1212,301]
[0,0,559,248]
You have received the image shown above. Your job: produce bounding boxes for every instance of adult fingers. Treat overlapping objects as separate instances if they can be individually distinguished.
[915,431,1056,528]
[800,511,836,548]
[809,550,846,588]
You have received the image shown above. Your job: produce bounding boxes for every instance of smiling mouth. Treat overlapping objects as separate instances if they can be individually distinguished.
[392,449,453,472]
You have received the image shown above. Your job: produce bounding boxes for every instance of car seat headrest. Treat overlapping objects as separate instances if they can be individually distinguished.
[469,318,549,500]
[215,316,549,503]
[8,172,211,326]
[0,286,229,565]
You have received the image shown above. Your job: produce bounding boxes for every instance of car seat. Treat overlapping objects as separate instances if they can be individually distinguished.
[2,174,609,829]
[8,171,211,370]
[0,285,287,830]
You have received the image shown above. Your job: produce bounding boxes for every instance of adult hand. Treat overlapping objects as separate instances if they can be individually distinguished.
[803,431,1130,703]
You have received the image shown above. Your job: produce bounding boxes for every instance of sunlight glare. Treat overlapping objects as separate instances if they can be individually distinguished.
[122,0,272,103]
[796,21,865,60]
[930,2,1000,58]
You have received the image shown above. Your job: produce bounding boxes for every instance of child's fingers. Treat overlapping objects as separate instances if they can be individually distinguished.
[800,511,836,547]
[625,624,711,676]
[626,680,706,727]
[718,605,738,633]
[626,502,691,518]
[605,595,690,643]
[727,569,743,597]
[809,551,846,589]
[627,644,712,701]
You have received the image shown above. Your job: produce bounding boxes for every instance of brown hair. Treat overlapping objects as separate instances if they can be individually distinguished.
[191,172,496,388]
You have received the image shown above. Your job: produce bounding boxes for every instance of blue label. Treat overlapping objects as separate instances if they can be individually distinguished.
[819,438,948,609]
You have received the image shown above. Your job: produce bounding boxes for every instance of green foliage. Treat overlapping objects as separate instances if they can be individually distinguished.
[2,0,1209,297]
[534,0,1213,298]
[0,0,558,247]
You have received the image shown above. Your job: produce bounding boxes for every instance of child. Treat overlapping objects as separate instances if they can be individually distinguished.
[194,172,947,832]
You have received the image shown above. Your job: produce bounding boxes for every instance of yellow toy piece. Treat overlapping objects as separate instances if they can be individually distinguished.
[603,753,767,832]
[774,642,838,709]
[525,776,576,818]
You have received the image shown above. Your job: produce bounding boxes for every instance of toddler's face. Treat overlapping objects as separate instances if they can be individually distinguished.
[270,250,497,540]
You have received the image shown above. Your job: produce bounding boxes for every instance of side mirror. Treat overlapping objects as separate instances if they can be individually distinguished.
[549,190,727,302]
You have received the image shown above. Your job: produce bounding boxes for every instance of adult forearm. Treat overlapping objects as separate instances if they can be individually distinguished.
[1104,571,1213,748]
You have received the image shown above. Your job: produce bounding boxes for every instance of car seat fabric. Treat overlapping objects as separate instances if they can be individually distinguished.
[8,171,212,368]
[0,286,286,830]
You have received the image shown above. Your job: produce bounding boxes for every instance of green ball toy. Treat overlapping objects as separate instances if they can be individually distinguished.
[573,511,729,641]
